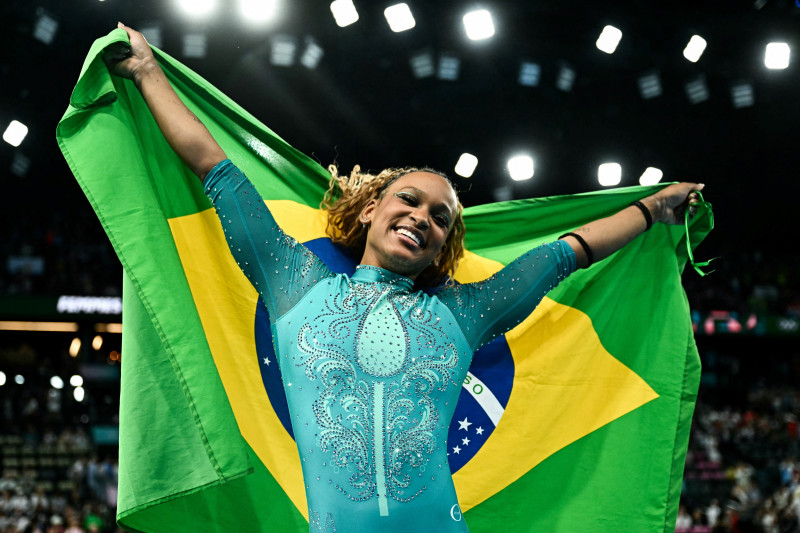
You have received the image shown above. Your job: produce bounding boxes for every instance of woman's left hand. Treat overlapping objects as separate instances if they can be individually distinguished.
[651,182,705,225]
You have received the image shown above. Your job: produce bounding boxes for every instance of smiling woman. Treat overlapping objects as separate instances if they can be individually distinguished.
[322,165,466,288]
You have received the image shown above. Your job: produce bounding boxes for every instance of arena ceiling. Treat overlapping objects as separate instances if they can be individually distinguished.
[1,0,798,253]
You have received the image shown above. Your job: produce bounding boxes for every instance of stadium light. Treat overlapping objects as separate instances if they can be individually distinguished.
[15,375,25,385]
[92,335,104,351]
[300,38,324,69]
[238,0,278,23]
[685,76,709,104]
[384,3,415,33]
[3,120,28,147]
[596,25,622,54]
[182,33,207,58]
[409,51,435,79]
[454,153,478,178]
[639,167,663,186]
[50,376,65,390]
[139,24,164,48]
[765,42,790,69]
[556,64,576,92]
[518,62,541,87]
[0,372,5,386]
[683,35,707,63]
[74,387,86,402]
[11,153,31,177]
[598,163,621,186]
[463,9,494,41]
[271,35,297,66]
[33,11,58,45]
[638,72,662,99]
[330,0,359,27]
[508,155,534,181]
[437,53,460,80]
[176,0,217,18]
[731,82,754,108]
[70,375,84,387]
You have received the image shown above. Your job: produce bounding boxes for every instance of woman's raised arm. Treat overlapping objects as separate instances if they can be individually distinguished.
[103,23,226,180]
[560,182,704,268]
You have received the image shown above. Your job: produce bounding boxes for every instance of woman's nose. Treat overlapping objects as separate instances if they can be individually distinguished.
[409,210,430,230]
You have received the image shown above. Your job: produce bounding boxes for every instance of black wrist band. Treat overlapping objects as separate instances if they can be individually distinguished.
[559,232,593,268]
[630,200,653,231]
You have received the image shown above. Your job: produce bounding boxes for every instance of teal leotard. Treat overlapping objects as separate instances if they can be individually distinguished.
[203,160,576,532]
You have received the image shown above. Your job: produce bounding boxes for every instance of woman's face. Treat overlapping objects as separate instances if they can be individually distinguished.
[359,171,457,280]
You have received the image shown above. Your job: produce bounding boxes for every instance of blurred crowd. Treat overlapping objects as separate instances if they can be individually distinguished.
[0,428,120,533]
[0,209,118,297]
[678,386,800,532]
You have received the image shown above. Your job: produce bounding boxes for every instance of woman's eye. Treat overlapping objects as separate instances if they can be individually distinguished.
[395,192,417,204]
[435,215,449,228]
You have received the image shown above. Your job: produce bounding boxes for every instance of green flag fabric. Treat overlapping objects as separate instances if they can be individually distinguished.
[57,30,711,532]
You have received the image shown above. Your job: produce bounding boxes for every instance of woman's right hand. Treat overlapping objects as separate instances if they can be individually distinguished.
[102,23,155,80]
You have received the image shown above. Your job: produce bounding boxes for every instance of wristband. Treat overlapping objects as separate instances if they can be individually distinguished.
[630,200,653,231]
[559,232,593,268]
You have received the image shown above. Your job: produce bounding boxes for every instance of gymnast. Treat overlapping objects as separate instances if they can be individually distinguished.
[105,23,704,533]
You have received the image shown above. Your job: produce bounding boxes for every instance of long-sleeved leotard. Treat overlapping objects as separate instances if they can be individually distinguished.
[204,160,576,533]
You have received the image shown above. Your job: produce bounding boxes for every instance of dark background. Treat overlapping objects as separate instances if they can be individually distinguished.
[1,0,798,260]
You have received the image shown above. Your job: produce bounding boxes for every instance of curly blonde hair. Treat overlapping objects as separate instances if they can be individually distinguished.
[321,164,465,288]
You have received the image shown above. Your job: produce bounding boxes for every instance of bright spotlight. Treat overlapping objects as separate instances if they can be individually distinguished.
[508,155,534,181]
[92,335,103,351]
[683,35,707,63]
[639,167,663,186]
[596,25,622,54]
[3,120,28,147]
[50,376,65,390]
[176,0,217,17]
[384,3,415,33]
[463,9,495,41]
[74,387,86,402]
[454,153,478,178]
[239,0,278,23]
[598,163,621,187]
[765,42,790,69]
[15,375,25,385]
[0,372,5,386]
[330,0,359,27]
[70,375,84,387]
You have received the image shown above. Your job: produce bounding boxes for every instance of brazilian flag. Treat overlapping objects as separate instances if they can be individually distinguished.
[57,30,711,533]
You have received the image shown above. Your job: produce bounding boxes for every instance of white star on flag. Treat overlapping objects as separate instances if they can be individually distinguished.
[458,417,472,431]
[452,446,461,454]
[462,437,470,446]
[475,426,484,435]
[263,357,271,366]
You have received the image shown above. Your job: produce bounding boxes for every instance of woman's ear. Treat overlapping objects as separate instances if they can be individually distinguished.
[360,198,377,224]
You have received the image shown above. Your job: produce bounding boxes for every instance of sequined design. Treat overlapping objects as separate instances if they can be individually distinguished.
[296,276,460,514]
[203,160,576,533]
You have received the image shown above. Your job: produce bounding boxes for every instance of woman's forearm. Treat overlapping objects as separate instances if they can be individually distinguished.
[561,183,702,268]
[132,58,226,180]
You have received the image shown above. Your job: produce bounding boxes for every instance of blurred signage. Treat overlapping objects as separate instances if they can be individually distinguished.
[691,310,800,336]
